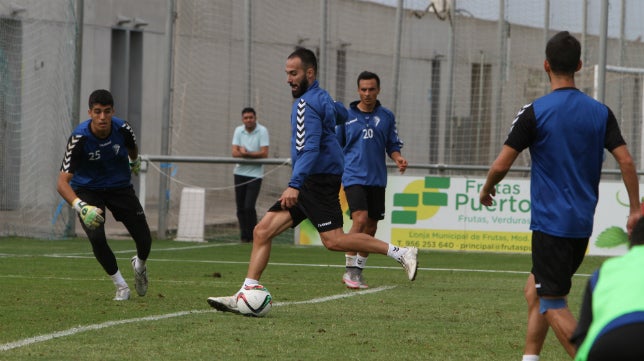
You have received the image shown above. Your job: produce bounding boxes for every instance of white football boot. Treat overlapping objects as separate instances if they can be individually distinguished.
[399,247,419,281]
[131,256,148,296]
[207,295,240,314]
[113,286,130,301]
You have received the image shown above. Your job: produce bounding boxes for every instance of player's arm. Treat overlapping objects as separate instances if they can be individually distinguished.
[57,171,105,230]
[611,145,640,233]
[288,101,322,190]
[605,108,641,233]
[480,145,520,206]
[334,101,348,147]
[480,105,534,206]
[389,151,408,174]
[385,112,406,173]
[120,122,141,175]
[57,136,104,229]
[56,171,79,206]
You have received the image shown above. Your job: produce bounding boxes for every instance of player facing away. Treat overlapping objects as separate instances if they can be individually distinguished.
[57,89,152,301]
[207,48,418,313]
[335,71,408,289]
[479,31,640,360]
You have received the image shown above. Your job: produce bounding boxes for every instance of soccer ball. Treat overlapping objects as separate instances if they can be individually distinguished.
[236,285,273,317]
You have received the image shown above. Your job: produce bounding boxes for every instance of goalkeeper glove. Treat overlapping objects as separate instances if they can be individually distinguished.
[72,198,104,230]
[129,156,141,176]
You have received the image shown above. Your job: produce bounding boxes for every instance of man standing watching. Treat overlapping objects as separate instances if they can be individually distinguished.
[232,107,269,243]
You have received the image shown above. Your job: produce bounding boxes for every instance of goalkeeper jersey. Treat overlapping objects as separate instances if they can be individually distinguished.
[288,80,344,190]
[335,100,403,188]
[60,117,137,190]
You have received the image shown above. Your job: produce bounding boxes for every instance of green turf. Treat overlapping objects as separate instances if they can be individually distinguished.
[0,237,607,360]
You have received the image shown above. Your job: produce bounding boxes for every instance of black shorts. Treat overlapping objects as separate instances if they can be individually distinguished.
[588,323,644,361]
[74,185,147,223]
[268,174,343,233]
[344,185,385,221]
[531,230,588,297]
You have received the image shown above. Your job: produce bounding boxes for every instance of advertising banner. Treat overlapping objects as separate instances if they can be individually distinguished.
[296,175,634,256]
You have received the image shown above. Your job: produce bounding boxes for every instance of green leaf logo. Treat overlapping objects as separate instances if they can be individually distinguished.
[595,226,628,248]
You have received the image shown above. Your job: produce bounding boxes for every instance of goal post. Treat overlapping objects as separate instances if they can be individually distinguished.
[590,64,644,170]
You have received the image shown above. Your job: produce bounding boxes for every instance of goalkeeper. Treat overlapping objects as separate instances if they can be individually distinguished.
[56,89,152,301]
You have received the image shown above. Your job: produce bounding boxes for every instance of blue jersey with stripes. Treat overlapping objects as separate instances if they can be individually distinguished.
[60,117,137,190]
[288,80,344,189]
[336,100,403,187]
[505,88,625,238]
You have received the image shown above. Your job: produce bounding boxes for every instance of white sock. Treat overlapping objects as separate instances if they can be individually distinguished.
[110,270,127,288]
[522,355,539,361]
[243,278,259,288]
[356,255,368,269]
[386,244,407,261]
[345,255,356,268]
[135,257,146,272]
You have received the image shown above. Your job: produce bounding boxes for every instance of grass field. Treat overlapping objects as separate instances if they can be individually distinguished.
[0,234,607,361]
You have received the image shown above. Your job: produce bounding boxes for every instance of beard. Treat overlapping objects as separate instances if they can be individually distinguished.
[291,77,309,99]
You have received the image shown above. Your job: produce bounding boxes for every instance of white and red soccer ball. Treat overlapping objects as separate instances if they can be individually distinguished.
[236,284,273,317]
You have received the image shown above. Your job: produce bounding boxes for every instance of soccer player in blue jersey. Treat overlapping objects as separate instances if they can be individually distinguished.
[207,48,418,314]
[336,71,408,289]
[232,107,270,243]
[479,31,640,360]
[57,89,151,301]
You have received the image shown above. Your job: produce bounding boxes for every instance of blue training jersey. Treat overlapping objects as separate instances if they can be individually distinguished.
[335,100,403,188]
[60,117,137,190]
[288,80,344,189]
[505,88,625,238]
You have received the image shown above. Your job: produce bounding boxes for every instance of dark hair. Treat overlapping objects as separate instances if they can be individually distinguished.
[88,89,114,109]
[630,217,644,247]
[241,107,256,116]
[357,71,380,88]
[288,47,317,75]
[545,31,581,75]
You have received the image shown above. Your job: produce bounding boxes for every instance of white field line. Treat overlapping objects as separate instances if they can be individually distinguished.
[0,251,593,278]
[0,286,394,352]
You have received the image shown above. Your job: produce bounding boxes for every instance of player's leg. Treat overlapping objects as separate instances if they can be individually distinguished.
[88,229,130,301]
[76,189,130,300]
[107,186,151,297]
[540,236,589,357]
[349,186,385,288]
[342,186,368,287]
[246,208,293,281]
[343,210,373,288]
[542,298,577,357]
[207,200,296,313]
[523,273,549,358]
[529,232,588,358]
[319,228,418,281]
[343,209,368,288]
[302,175,418,281]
